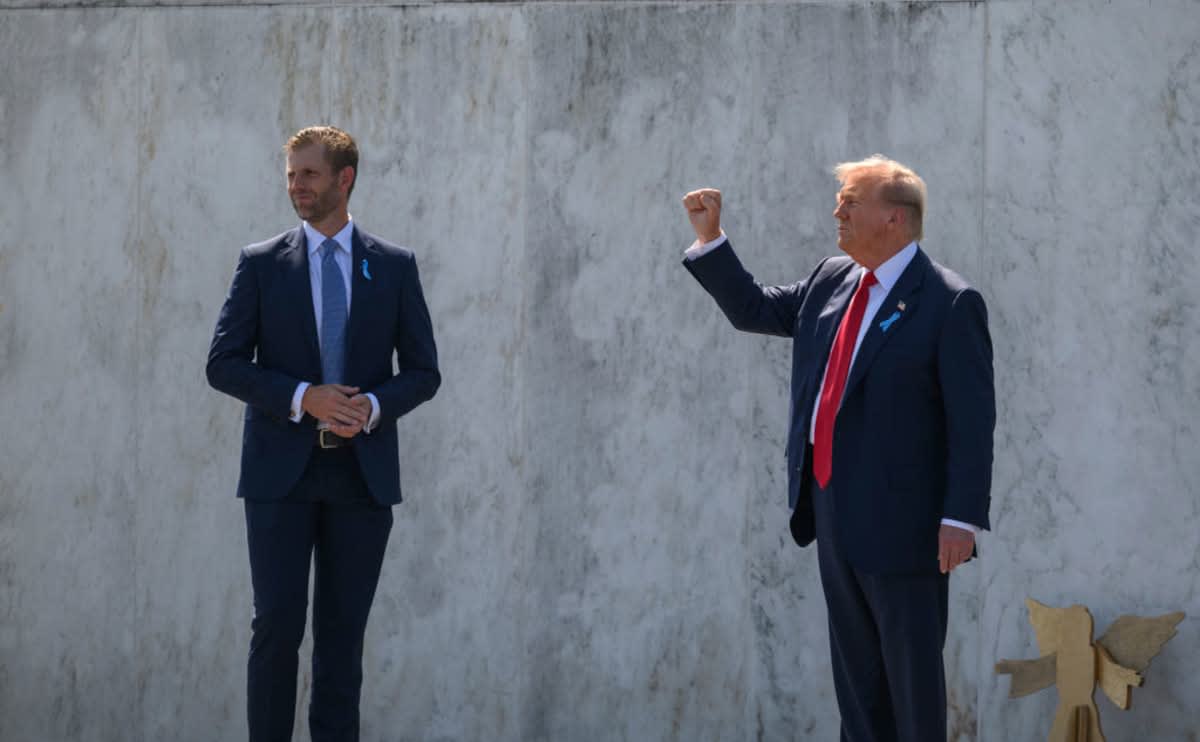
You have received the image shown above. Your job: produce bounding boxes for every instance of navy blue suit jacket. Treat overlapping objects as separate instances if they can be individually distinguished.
[207,225,440,505]
[685,240,994,574]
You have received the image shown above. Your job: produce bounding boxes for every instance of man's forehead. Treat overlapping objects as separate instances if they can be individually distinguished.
[286,144,328,168]
[838,171,882,196]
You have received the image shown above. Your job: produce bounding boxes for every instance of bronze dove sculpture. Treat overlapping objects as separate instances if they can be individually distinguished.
[995,598,1184,741]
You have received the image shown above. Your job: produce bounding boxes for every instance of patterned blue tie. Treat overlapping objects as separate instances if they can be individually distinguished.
[319,238,347,385]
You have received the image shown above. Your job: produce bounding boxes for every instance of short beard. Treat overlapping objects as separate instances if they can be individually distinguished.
[292,188,340,224]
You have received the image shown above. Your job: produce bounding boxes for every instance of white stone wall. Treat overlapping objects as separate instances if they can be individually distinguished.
[1,2,1197,740]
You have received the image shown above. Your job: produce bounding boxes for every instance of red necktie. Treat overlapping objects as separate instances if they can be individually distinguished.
[813,270,877,488]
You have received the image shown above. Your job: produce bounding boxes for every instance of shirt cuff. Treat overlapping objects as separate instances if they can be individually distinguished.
[364,393,381,433]
[941,518,980,534]
[290,382,310,423]
[683,230,727,260]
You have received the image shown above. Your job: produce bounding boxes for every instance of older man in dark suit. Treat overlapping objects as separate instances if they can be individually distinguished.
[682,156,994,742]
[208,126,440,742]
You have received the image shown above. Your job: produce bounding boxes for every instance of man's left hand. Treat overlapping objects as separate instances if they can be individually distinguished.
[327,394,374,438]
[938,525,975,574]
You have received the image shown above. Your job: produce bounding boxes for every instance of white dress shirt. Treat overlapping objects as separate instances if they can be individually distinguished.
[288,218,381,432]
[685,232,977,534]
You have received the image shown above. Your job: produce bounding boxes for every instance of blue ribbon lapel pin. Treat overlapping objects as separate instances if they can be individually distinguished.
[361,259,372,280]
[879,301,905,333]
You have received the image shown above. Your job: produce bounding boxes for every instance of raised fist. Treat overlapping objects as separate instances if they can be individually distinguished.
[682,188,723,243]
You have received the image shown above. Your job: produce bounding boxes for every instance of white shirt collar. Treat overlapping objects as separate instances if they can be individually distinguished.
[868,241,918,290]
[304,216,354,257]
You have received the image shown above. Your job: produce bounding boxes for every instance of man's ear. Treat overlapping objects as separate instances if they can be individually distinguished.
[339,166,356,193]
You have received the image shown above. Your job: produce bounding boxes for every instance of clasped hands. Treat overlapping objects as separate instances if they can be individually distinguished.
[301,384,372,438]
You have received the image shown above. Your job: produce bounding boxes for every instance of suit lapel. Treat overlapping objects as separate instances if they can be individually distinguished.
[346,226,379,366]
[842,248,929,397]
[281,227,322,365]
[813,268,862,379]
[794,267,860,430]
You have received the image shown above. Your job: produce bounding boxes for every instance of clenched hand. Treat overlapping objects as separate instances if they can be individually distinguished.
[682,188,723,244]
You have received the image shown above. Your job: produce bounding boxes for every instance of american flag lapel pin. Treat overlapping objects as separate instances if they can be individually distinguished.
[897,300,906,312]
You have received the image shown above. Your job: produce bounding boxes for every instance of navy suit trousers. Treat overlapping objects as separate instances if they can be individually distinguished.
[813,478,949,742]
[244,447,393,742]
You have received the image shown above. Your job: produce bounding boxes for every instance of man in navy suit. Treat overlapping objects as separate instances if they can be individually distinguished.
[208,126,440,742]
[681,156,993,742]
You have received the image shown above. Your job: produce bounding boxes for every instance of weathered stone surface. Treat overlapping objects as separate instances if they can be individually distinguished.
[1,2,1197,741]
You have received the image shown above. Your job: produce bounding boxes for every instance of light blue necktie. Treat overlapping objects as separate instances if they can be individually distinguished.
[319,238,347,385]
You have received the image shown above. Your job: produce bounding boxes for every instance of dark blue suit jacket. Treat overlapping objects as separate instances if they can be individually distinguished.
[685,240,994,574]
[207,225,440,505]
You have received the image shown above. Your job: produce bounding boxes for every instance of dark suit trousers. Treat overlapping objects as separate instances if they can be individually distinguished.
[244,446,393,742]
[813,479,948,742]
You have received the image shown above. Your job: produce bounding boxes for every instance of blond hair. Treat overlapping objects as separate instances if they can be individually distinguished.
[284,126,359,196]
[833,155,926,240]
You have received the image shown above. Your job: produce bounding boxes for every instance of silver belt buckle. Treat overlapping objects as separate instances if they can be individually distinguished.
[319,429,338,449]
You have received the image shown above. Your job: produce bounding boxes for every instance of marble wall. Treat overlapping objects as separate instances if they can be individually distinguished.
[1,1,1197,740]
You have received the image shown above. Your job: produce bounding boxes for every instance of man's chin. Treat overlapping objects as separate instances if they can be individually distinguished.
[292,205,321,222]
[836,240,861,262]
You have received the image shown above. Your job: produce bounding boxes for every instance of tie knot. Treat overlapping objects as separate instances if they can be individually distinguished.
[320,238,339,261]
[861,270,878,289]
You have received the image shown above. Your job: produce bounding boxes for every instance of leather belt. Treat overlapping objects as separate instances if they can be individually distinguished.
[317,429,353,449]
